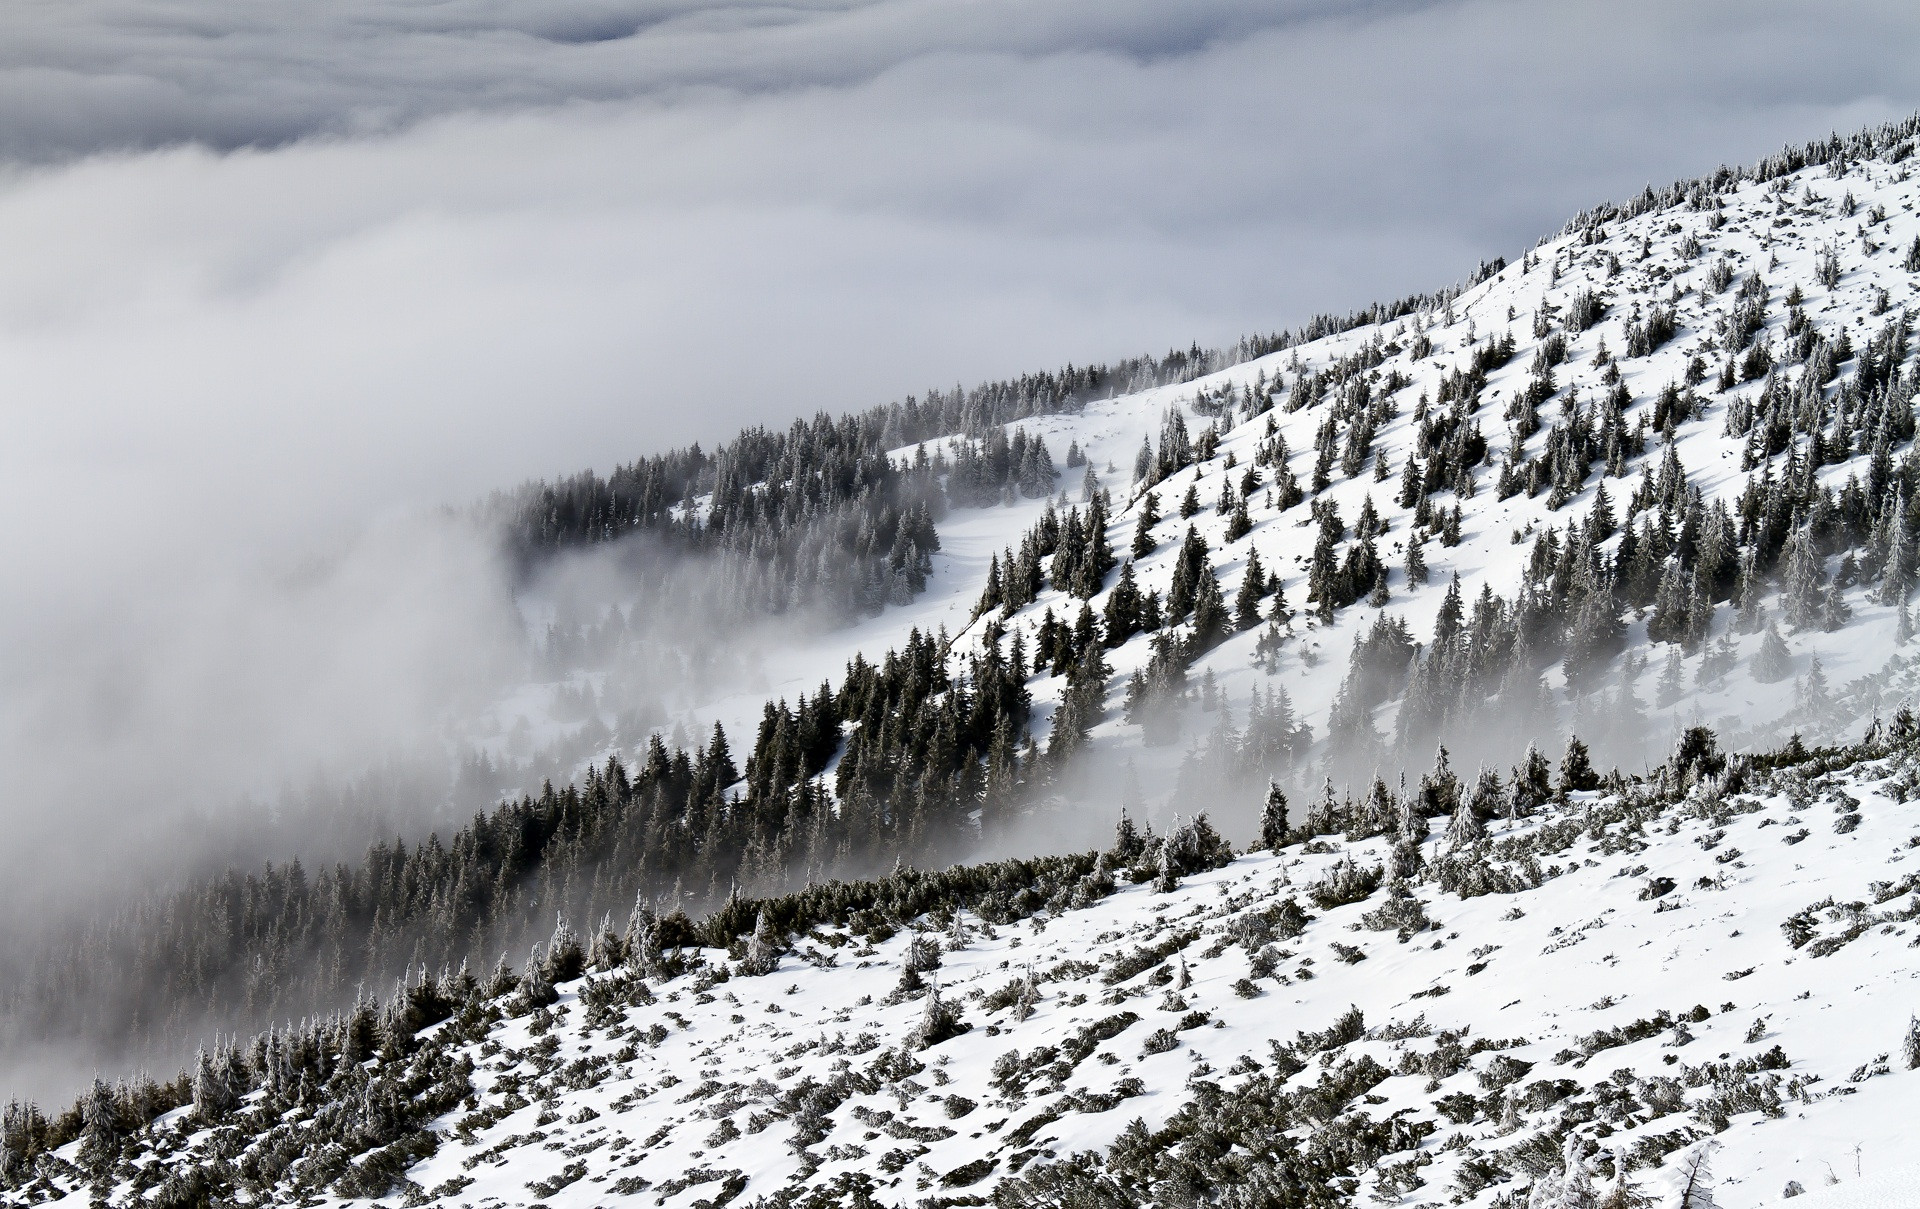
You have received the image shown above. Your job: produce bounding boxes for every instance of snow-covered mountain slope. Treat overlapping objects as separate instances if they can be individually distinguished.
[538,120,1920,840]
[18,118,1920,1209]
[963,157,1920,789]
[19,733,1920,1209]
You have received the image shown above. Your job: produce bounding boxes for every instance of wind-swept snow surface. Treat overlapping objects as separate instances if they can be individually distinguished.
[16,733,1920,1208]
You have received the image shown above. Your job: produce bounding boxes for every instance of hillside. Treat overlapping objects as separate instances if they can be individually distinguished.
[10,729,1920,1208]
[11,113,1920,1203]
[548,107,1920,849]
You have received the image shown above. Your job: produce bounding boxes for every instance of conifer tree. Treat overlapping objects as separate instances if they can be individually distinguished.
[1588,481,1617,540]
[1234,549,1268,631]
[1656,645,1686,708]
[1187,568,1231,656]
[1103,561,1145,648]
[1272,461,1304,511]
[1798,656,1832,720]
[1404,536,1428,588]
[1226,502,1253,541]
[1397,455,1424,509]
[1267,577,1290,625]
[1367,567,1389,606]
[1446,786,1485,850]
[1753,622,1793,683]
[1050,636,1110,764]
[910,984,967,1049]
[1779,527,1828,631]
[191,1047,235,1122]
[1881,487,1913,604]
[1167,527,1210,621]
[1511,745,1553,817]
[741,909,780,976]
[1131,493,1160,557]
[1259,783,1290,851]
[79,1077,119,1163]
[1132,436,1154,484]
[1647,562,1689,646]
[1558,736,1600,793]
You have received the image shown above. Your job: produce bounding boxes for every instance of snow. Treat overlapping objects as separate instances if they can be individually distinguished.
[30,744,1920,1208]
[1768,1165,1920,1207]
[19,131,1920,1209]
[470,147,1920,825]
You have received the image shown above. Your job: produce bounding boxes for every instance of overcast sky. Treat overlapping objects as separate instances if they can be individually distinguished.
[1,0,1919,908]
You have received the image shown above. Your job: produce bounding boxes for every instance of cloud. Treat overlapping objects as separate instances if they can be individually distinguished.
[0,0,1917,925]
[0,0,1367,160]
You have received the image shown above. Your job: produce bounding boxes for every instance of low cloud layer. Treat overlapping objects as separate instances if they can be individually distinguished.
[0,0,1918,923]
[0,0,1386,160]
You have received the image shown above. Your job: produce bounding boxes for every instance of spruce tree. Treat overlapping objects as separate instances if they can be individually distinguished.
[79,1077,119,1163]
[1647,562,1689,645]
[1798,656,1832,719]
[1267,577,1290,624]
[1187,568,1231,656]
[1446,785,1485,850]
[1753,622,1793,683]
[1671,1141,1720,1209]
[1167,527,1209,621]
[1397,455,1424,509]
[741,909,780,976]
[1588,481,1616,540]
[1367,566,1389,607]
[1656,645,1686,708]
[1511,745,1553,817]
[1132,493,1160,557]
[1779,527,1828,631]
[1103,561,1144,648]
[1404,536,1428,587]
[910,984,968,1049]
[1883,488,1914,604]
[191,1047,235,1122]
[1272,462,1304,511]
[1234,549,1268,631]
[1558,736,1600,793]
[1259,782,1290,851]
[1226,502,1253,541]
[1133,436,1154,484]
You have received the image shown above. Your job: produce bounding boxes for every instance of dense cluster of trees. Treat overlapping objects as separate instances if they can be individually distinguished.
[3,609,1060,1081]
[489,239,1517,631]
